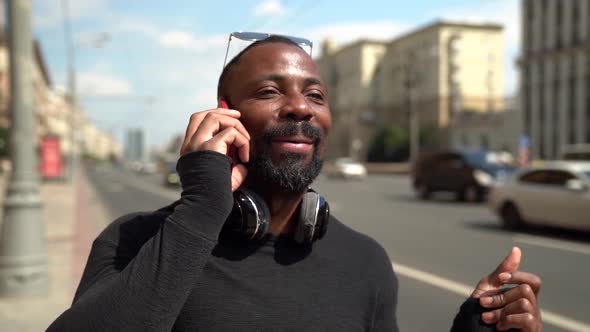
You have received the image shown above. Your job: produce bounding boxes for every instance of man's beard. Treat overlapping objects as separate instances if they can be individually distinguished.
[246,121,324,193]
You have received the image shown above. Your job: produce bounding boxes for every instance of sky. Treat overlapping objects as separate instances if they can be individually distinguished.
[31,0,521,151]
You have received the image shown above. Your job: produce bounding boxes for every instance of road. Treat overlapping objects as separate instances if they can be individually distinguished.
[87,165,590,332]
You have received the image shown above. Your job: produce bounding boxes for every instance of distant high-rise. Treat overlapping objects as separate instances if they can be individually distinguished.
[125,128,145,162]
[519,0,590,159]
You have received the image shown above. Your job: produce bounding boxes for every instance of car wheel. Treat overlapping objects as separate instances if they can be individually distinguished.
[416,183,431,200]
[500,202,526,230]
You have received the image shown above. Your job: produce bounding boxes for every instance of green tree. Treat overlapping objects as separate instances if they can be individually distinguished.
[367,125,409,162]
[0,127,9,158]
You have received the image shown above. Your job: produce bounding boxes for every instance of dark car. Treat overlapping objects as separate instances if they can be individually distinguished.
[412,150,515,202]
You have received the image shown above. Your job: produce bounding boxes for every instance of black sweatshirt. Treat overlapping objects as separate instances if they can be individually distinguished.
[47,151,500,332]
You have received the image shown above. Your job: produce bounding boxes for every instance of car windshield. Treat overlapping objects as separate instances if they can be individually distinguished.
[462,151,515,175]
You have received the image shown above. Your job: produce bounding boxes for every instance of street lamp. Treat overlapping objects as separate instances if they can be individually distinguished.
[61,0,111,181]
[404,53,421,163]
[0,0,49,297]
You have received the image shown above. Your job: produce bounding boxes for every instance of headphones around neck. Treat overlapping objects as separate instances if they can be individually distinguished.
[222,188,330,245]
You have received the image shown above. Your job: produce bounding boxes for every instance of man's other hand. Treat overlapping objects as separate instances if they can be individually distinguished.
[472,247,542,332]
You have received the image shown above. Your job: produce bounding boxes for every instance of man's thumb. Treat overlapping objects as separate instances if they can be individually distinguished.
[231,164,248,192]
[491,246,522,282]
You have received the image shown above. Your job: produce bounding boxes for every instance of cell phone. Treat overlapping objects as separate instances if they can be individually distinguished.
[218,97,242,164]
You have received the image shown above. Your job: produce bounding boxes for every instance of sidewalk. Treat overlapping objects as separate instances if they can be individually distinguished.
[0,168,110,332]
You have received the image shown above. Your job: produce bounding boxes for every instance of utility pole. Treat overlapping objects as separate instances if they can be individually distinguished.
[405,58,420,162]
[61,0,77,182]
[0,0,49,297]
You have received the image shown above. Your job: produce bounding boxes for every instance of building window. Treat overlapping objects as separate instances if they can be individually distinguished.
[569,59,577,144]
[556,0,563,49]
[523,68,531,135]
[572,0,580,45]
[553,78,559,153]
[526,0,534,51]
[539,81,545,157]
[587,55,590,142]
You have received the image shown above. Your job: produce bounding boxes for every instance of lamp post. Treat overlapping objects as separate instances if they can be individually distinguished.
[404,54,420,163]
[0,0,49,297]
[61,0,110,181]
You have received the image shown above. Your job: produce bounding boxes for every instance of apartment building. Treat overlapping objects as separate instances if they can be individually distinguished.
[519,0,590,159]
[317,21,505,160]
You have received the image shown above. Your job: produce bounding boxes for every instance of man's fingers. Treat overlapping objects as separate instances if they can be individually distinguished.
[496,313,538,331]
[480,284,537,309]
[500,271,542,296]
[182,112,250,156]
[201,127,250,161]
[489,247,522,285]
[482,308,503,325]
[193,112,250,144]
[481,299,535,326]
[180,109,242,155]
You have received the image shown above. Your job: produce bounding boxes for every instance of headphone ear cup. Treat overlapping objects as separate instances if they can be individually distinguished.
[317,195,330,239]
[228,188,270,240]
[294,191,320,244]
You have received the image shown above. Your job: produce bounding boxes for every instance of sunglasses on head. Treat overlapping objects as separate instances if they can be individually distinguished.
[223,31,313,68]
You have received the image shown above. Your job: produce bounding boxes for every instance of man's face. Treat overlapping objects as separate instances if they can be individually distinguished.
[224,42,332,192]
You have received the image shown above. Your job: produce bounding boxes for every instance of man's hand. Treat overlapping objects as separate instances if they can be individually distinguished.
[471,247,542,331]
[180,106,250,192]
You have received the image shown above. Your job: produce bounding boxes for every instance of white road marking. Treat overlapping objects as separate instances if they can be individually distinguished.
[513,234,590,256]
[392,260,590,332]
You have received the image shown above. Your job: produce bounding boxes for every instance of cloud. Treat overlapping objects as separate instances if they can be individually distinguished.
[116,17,162,39]
[33,0,110,28]
[114,17,226,53]
[158,31,226,52]
[252,0,287,17]
[78,71,133,96]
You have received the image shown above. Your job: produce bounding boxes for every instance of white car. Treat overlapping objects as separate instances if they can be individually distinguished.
[488,161,590,232]
[329,158,367,179]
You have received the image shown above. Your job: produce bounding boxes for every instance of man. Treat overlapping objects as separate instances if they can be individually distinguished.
[48,35,542,331]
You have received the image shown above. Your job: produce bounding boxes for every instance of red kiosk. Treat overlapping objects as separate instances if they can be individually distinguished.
[40,135,63,179]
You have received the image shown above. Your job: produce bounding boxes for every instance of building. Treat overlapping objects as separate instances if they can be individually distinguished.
[125,128,145,162]
[519,0,590,160]
[316,39,387,159]
[82,120,122,161]
[0,33,121,171]
[449,98,522,157]
[317,21,505,161]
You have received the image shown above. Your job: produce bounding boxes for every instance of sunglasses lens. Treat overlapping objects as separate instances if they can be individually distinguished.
[232,32,269,42]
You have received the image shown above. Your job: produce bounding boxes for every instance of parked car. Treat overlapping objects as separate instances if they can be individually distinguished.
[162,160,180,187]
[488,161,590,232]
[327,158,367,179]
[412,150,515,202]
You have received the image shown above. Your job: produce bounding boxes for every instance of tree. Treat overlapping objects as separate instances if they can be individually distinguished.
[367,125,409,162]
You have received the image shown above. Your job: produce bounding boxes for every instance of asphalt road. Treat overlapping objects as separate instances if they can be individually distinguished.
[87,165,590,332]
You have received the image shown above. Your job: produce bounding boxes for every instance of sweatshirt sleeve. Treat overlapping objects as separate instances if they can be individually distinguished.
[46,151,235,332]
[450,297,517,332]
